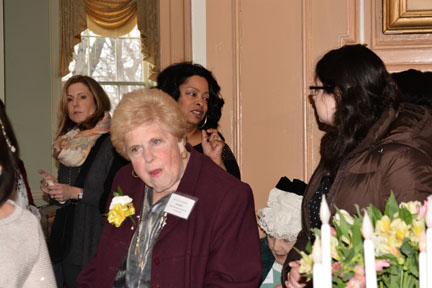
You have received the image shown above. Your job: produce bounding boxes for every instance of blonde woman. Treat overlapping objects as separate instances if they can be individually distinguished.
[78,88,261,287]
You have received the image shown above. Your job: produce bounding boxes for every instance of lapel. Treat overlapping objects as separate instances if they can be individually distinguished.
[156,144,202,242]
[117,172,146,244]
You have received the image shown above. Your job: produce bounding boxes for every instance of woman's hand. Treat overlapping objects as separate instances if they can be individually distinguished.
[201,129,227,171]
[46,183,81,203]
[38,169,80,202]
[285,260,306,288]
[38,169,57,193]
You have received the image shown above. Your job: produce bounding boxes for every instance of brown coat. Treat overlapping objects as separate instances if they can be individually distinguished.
[288,103,432,264]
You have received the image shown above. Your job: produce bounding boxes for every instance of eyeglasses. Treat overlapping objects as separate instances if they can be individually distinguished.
[309,85,334,96]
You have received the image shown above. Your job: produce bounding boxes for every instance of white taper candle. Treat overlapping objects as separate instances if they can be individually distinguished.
[362,211,377,288]
[320,195,332,288]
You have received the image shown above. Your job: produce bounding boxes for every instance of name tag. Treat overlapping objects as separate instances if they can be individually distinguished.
[164,192,197,219]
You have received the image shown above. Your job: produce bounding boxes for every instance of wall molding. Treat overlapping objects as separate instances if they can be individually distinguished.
[0,0,4,103]
[191,0,206,66]
[383,0,432,34]
[372,0,432,71]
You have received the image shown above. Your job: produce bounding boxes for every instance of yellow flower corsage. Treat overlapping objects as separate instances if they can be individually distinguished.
[107,187,136,227]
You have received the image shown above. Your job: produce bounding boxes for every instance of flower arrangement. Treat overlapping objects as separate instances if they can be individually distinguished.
[299,192,427,288]
[107,186,136,227]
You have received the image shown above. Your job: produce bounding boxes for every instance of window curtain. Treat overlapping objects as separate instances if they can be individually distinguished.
[59,0,159,79]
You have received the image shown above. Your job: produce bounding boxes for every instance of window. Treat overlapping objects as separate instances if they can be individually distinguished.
[62,25,155,111]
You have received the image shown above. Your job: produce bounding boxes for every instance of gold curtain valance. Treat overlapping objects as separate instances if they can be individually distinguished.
[85,0,137,37]
[59,0,159,79]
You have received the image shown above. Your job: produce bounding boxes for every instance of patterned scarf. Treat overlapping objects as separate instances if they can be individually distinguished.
[52,112,111,167]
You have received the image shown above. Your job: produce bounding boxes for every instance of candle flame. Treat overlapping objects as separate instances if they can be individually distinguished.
[320,195,330,224]
[362,211,373,239]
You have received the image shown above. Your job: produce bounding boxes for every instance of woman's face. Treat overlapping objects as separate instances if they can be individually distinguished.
[267,235,296,265]
[177,75,209,128]
[66,82,97,124]
[125,123,188,197]
[312,79,336,126]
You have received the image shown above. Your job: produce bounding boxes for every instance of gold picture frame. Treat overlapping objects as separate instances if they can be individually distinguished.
[383,0,432,34]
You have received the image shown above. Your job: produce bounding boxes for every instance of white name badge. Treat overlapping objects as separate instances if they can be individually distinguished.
[164,192,197,219]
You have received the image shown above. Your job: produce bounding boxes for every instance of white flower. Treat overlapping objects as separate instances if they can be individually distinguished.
[334,209,354,225]
[399,201,420,214]
[109,195,133,210]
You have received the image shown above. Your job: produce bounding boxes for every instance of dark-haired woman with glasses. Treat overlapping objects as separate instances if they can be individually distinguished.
[283,44,432,288]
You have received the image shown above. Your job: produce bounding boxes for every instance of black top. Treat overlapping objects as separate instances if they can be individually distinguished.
[51,134,128,266]
[308,175,333,231]
[193,142,241,179]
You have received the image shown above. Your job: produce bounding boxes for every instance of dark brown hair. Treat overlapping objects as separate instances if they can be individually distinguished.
[0,100,17,205]
[316,44,400,176]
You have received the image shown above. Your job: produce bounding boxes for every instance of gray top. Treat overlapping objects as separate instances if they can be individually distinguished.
[113,187,170,288]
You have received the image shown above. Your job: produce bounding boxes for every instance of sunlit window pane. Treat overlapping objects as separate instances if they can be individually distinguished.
[90,37,116,81]
[117,38,143,82]
[62,25,154,111]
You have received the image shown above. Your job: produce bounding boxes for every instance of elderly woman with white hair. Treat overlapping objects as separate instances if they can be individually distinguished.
[258,177,305,288]
[77,88,261,287]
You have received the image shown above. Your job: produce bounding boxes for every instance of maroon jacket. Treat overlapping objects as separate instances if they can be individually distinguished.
[77,145,262,287]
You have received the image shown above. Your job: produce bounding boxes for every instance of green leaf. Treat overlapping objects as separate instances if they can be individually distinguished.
[128,215,136,225]
[408,254,419,277]
[400,238,415,256]
[398,207,413,225]
[355,204,361,218]
[343,246,356,263]
[366,205,382,226]
[350,220,362,248]
[305,238,312,254]
[337,212,352,243]
[341,271,355,282]
[385,191,399,220]
[113,186,124,197]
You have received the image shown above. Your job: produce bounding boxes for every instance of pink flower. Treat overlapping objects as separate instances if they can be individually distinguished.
[353,265,365,276]
[347,269,366,288]
[346,265,366,288]
[332,262,343,277]
[417,200,428,220]
[330,226,337,236]
[375,259,390,271]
